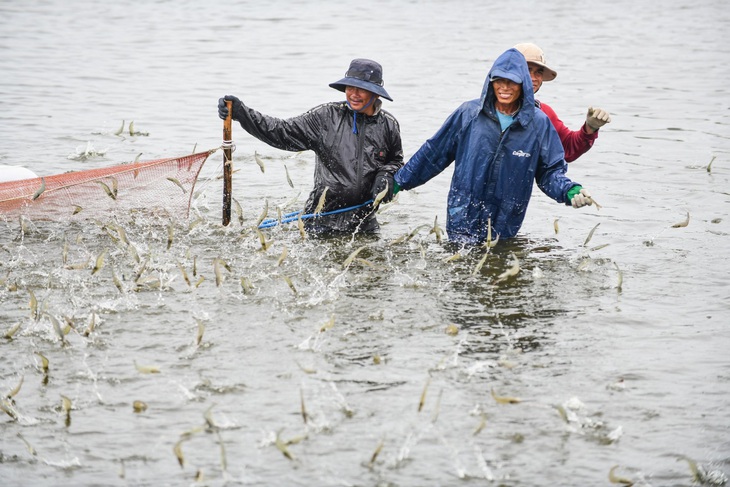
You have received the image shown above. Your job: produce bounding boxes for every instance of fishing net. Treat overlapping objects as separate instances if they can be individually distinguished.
[0,150,214,221]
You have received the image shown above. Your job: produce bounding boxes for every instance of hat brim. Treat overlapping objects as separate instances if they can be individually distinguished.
[489,69,522,85]
[329,77,393,101]
[528,61,557,81]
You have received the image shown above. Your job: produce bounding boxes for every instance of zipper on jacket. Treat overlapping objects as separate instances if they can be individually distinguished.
[485,125,510,199]
[356,114,367,194]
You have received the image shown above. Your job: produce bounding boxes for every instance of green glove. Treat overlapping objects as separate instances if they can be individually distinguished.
[567,185,593,208]
[393,181,401,195]
[566,185,582,202]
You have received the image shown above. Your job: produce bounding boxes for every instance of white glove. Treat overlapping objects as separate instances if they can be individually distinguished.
[571,188,593,209]
[586,107,611,131]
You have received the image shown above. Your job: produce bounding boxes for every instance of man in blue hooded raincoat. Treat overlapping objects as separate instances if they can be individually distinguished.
[393,48,593,245]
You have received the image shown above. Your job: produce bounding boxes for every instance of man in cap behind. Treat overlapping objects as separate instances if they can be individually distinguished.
[219,58,403,235]
[514,42,611,162]
[394,48,593,244]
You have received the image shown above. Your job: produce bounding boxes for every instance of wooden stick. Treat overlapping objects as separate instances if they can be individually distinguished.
[222,101,233,226]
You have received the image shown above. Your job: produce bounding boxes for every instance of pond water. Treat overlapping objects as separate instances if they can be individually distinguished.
[1,1,729,486]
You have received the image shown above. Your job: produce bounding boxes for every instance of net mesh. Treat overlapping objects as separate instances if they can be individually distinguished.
[0,150,213,221]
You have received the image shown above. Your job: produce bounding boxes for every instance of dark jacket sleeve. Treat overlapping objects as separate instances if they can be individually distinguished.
[233,102,324,152]
[378,112,404,176]
[535,118,580,204]
[395,105,464,190]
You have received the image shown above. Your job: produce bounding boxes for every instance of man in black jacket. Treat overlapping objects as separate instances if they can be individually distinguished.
[218,58,403,235]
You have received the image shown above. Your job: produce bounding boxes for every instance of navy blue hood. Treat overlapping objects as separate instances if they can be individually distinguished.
[481,48,535,126]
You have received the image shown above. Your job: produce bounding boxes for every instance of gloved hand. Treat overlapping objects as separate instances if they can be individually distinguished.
[370,171,395,204]
[586,107,611,132]
[218,95,243,121]
[570,187,593,209]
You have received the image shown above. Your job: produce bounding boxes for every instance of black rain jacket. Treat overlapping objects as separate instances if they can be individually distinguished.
[232,99,404,234]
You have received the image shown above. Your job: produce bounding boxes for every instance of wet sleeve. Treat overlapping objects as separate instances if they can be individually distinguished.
[379,118,404,176]
[540,103,597,163]
[395,108,461,190]
[535,121,579,204]
[234,103,320,152]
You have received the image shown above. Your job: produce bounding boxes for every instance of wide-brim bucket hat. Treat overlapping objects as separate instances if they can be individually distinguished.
[329,58,393,101]
[513,43,557,81]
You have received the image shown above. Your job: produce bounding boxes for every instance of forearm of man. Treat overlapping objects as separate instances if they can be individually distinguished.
[236,105,313,152]
[560,125,597,162]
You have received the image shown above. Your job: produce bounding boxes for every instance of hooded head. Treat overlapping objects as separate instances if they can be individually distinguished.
[482,48,534,121]
[329,58,393,101]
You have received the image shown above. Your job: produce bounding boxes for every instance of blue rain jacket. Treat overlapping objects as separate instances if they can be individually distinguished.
[395,48,579,244]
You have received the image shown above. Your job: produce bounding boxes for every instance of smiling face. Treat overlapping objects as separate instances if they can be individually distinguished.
[491,78,522,114]
[345,86,378,115]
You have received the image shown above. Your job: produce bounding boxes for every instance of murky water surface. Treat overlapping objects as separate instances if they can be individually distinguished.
[1,1,729,485]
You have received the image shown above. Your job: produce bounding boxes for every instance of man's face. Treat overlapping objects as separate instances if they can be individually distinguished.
[527,62,544,94]
[492,78,522,107]
[345,86,378,115]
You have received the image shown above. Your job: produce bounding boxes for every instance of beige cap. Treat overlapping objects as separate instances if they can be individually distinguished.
[514,43,557,81]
